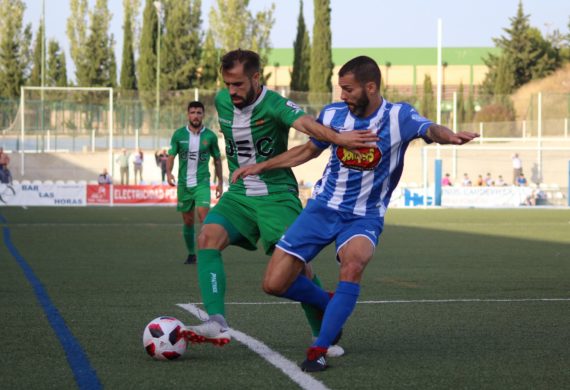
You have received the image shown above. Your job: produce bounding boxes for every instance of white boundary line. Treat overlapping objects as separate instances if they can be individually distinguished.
[182,298,570,305]
[177,303,330,390]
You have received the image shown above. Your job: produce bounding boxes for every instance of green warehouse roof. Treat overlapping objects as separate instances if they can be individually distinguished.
[268,47,500,67]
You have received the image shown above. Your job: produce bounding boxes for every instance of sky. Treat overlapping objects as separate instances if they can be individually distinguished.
[22,0,570,81]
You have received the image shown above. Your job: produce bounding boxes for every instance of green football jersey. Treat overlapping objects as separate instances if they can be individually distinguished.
[215,86,305,196]
[168,126,221,188]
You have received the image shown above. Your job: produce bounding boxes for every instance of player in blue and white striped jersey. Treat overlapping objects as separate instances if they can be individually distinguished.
[232,56,479,372]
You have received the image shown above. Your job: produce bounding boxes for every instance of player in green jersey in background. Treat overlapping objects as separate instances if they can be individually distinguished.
[167,101,223,264]
[184,50,377,354]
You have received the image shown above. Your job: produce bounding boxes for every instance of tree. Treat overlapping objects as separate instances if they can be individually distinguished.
[47,39,67,87]
[0,0,32,99]
[482,1,561,95]
[162,0,202,91]
[209,0,275,77]
[120,0,138,90]
[200,29,219,90]
[421,74,436,120]
[309,0,333,95]
[290,0,310,91]
[138,0,159,102]
[67,0,116,87]
[28,20,44,86]
[456,82,466,124]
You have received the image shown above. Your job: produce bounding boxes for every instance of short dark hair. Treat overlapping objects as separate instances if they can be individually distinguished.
[338,56,381,88]
[187,101,204,112]
[220,49,261,77]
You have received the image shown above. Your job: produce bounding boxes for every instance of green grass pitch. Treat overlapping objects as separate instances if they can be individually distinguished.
[0,207,569,389]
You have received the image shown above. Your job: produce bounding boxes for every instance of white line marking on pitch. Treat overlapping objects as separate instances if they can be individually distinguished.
[177,303,330,390]
[183,297,570,305]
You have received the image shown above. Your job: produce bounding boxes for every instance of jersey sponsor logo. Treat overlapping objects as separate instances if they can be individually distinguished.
[336,146,382,171]
[180,140,189,144]
[218,118,232,125]
[183,151,198,161]
[286,100,302,113]
[199,151,209,162]
[226,137,275,158]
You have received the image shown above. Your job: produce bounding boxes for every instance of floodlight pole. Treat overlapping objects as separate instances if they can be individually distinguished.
[41,0,46,149]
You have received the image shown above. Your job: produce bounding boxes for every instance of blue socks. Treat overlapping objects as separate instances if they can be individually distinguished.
[281,275,330,311]
[314,281,360,348]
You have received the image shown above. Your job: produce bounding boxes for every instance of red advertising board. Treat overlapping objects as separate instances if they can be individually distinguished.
[112,185,177,204]
[86,184,111,204]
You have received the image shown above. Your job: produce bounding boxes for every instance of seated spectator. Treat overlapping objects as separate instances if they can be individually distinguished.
[495,175,506,186]
[485,173,494,186]
[441,173,452,186]
[476,174,484,187]
[462,173,472,186]
[0,147,12,184]
[98,168,112,185]
[525,186,547,206]
[517,173,528,187]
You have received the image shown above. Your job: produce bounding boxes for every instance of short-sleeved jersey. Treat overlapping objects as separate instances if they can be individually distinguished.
[168,126,221,188]
[311,99,433,217]
[215,86,305,196]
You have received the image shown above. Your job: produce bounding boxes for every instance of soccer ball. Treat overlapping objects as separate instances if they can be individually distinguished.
[142,316,187,360]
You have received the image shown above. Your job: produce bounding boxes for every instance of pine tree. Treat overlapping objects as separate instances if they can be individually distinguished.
[209,0,274,78]
[421,75,436,120]
[47,39,67,87]
[290,0,310,91]
[120,0,138,90]
[28,20,44,86]
[162,0,202,91]
[309,0,333,96]
[200,29,219,90]
[138,0,159,104]
[0,0,32,99]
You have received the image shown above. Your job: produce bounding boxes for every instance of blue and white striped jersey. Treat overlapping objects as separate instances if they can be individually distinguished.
[311,99,433,217]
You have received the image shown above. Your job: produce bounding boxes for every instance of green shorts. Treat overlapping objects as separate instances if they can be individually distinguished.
[177,184,211,212]
[205,190,302,255]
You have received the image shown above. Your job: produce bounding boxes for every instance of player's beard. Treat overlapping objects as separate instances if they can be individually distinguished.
[190,118,202,129]
[231,82,257,109]
[347,92,370,117]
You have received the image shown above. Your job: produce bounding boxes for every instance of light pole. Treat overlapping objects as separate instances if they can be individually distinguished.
[153,1,162,143]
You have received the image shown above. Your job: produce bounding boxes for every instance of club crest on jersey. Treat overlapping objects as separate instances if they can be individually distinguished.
[336,146,382,171]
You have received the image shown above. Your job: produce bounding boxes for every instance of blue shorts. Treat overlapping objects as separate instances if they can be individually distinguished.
[275,199,384,263]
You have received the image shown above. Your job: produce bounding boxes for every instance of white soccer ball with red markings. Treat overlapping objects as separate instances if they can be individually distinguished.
[143,316,187,360]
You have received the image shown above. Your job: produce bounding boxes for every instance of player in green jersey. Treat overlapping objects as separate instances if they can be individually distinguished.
[167,101,223,264]
[184,50,377,352]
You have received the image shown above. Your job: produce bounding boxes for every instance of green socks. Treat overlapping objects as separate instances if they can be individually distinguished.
[301,274,324,337]
[183,224,195,255]
[197,249,226,316]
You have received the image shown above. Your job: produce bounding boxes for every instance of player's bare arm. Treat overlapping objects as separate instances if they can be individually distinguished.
[166,155,176,186]
[214,157,224,198]
[426,124,479,145]
[232,142,323,183]
[292,115,378,149]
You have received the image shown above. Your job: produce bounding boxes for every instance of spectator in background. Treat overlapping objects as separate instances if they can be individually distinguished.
[441,173,452,186]
[495,175,506,186]
[462,173,472,186]
[512,153,523,185]
[485,172,494,186]
[476,174,484,186]
[525,185,546,206]
[155,149,169,183]
[98,168,112,185]
[116,148,130,185]
[133,149,144,185]
[0,147,11,184]
[517,173,528,186]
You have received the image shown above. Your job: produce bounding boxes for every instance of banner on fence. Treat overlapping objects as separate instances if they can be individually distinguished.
[1,183,86,206]
[442,186,533,207]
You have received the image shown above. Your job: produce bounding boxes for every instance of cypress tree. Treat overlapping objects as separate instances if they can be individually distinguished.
[0,0,32,99]
[456,82,466,124]
[309,0,332,95]
[200,29,219,90]
[162,0,202,91]
[421,75,436,120]
[290,0,310,91]
[138,0,159,105]
[120,0,137,90]
[47,39,67,87]
[66,0,89,85]
[28,20,44,86]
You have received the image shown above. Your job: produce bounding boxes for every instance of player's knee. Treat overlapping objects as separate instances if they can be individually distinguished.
[262,277,287,296]
[339,260,367,282]
[197,224,229,250]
